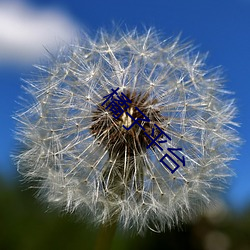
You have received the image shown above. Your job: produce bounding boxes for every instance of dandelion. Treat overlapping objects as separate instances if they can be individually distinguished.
[14,27,240,234]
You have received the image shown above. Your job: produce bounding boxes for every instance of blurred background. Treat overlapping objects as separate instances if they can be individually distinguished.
[0,0,250,249]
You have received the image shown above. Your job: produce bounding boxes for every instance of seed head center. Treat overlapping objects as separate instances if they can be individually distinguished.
[119,107,134,128]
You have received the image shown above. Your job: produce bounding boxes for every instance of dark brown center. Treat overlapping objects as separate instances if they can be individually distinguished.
[90,90,166,161]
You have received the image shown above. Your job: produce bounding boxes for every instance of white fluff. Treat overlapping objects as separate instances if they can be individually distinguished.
[14,28,240,233]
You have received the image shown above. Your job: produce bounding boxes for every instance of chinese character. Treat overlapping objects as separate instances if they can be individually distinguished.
[102,87,132,119]
[122,107,150,131]
[159,148,186,174]
[105,101,125,119]
[101,87,120,106]
[100,87,186,174]
[144,124,171,150]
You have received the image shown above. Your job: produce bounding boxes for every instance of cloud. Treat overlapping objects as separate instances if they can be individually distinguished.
[0,2,78,65]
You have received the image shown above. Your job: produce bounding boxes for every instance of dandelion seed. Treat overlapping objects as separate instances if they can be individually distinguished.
[14,27,240,233]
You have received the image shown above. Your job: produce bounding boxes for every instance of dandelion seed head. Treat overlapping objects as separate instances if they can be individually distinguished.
[14,27,240,233]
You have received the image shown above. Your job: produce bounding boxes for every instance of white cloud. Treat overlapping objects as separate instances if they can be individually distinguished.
[0,1,78,65]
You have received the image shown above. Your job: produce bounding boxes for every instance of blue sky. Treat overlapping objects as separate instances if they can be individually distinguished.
[0,0,249,210]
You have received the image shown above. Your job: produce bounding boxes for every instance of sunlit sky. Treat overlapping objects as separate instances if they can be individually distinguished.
[1,0,249,210]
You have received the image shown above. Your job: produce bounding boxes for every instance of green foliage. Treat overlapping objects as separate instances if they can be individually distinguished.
[1,177,250,250]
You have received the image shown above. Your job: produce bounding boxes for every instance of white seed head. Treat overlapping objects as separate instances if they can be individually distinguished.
[14,28,240,233]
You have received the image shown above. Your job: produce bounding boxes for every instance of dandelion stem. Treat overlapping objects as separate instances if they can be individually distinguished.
[94,220,117,250]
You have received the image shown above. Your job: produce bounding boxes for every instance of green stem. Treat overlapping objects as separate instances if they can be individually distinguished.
[94,221,117,250]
